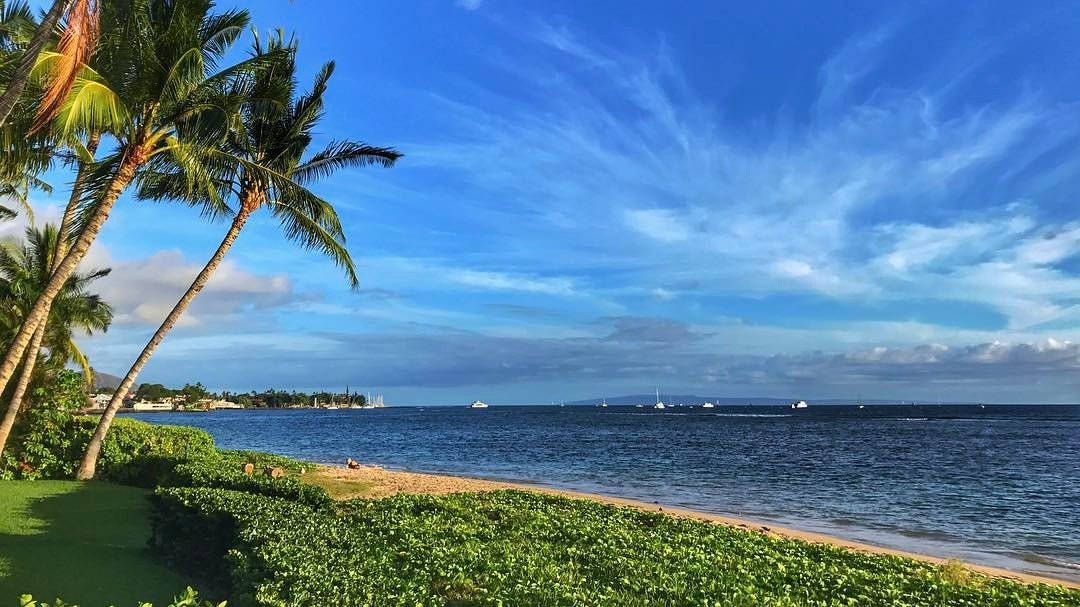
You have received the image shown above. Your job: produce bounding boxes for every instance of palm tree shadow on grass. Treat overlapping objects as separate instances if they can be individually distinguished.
[0,482,207,606]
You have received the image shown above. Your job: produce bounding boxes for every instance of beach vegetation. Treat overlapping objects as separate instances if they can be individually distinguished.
[0,225,112,459]
[149,486,1080,607]
[19,586,224,607]
[0,0,270,465]
[76,29,398,480]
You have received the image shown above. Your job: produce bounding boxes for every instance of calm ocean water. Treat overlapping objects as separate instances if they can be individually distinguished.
[133,404,1080,581]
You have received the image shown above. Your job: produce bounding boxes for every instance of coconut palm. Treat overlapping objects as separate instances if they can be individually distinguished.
[77,33,401,478]
[0,224,111,458]
[0,0,99,128]
[0,0,55,216]
[0,0,271,412]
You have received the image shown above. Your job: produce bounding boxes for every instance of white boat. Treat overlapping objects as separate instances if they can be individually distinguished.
[324,405,339,410]
[654,388,666,409]
[469,400,489,409]
[599,398,608,408]
[701,401,715,408]
[790,400,808,409]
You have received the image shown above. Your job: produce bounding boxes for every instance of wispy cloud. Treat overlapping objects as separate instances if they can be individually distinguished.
[454,0,483,11]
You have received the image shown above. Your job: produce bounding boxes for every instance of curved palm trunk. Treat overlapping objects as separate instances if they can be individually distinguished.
[0,324,45,458]
[76,200,256,480]
[0,144,144,408]
[0,0,69,127]
[0,135,100,458]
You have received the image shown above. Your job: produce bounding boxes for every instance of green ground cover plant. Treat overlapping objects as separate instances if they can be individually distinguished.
[150,487,1080,607]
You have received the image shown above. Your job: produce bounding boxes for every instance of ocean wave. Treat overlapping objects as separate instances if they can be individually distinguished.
[712,413,793,418]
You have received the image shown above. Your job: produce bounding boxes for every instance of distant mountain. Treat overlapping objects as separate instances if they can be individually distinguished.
[92,372,135,391]
[567,395,902,406]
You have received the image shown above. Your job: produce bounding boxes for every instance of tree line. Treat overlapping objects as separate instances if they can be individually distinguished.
[116,382,368,409]
[0,0,399,478]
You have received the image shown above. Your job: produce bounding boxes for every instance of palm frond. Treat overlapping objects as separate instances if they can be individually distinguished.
[292,140,401,185]
[30,0,100,133]
[268,200,358,288]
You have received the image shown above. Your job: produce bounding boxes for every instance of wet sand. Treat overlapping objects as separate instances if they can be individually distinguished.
[309,464,1078,589]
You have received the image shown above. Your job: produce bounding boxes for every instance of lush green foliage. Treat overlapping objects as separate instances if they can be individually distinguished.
[214,450,308,474]
[18,587,223,607]
[85,417,217,487]
[0,370,87,480]
[1,414,215,484]
[151,487,1080,607]
[0,224,112,381]
[0,480,195,606]
[163,459,332,511]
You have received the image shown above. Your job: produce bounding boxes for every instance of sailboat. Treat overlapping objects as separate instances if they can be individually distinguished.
[599,398,608,408]
[858,393,864,409]
[654,389,666,409]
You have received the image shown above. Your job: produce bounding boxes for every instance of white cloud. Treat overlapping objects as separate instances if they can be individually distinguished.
[447,269,575,295]
[401,21,1080,336]
[624,208,692,242]
[86,246,294,327]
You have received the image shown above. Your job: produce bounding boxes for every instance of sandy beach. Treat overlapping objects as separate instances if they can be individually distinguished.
[309,464,1078,589]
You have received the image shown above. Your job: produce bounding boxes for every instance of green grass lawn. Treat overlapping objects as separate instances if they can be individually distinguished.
[0,481,195,607]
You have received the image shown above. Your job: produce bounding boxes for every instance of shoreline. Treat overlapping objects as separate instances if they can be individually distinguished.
[310,464,1079,589]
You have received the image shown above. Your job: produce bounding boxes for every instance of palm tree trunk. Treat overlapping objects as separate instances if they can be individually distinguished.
[0,134,100,458]
[0,0,69,127]
[55,134,100,263]
[0,145,144,407]
[76,199,257,480]
[0,324,46,458]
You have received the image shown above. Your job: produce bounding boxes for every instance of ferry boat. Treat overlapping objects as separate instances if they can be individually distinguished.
[790,400,809,409]
[469,400,489,409]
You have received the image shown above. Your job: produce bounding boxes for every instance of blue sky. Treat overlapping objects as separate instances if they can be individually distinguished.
[18,0,1080,403]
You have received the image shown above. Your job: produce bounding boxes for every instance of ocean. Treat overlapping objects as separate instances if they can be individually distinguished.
[132,404,1080,582]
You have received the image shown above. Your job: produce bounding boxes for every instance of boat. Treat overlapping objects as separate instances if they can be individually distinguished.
[790,400,808,409]
[324,405,339,410]
[469,400,488,409]
[701,401,715,409]
[653,389,666,409]
[599,398,608,408]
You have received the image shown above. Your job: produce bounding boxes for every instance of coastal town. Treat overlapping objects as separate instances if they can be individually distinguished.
[87,382,388,412]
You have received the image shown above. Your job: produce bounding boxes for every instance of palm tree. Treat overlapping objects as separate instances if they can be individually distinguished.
[0,0,266,411]
[0,0,54,216]
[0,224,111,458]
[77,33,401,478]
[0,0,99,128]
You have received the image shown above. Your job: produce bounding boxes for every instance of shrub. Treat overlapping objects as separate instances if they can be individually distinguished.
[150,488,1080,607]
[1,413,217,485]
[163,460,333,511]
[18,586,224,607]
[215,450,308,474]
[1,371,89,480]
[76,417,218,487]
